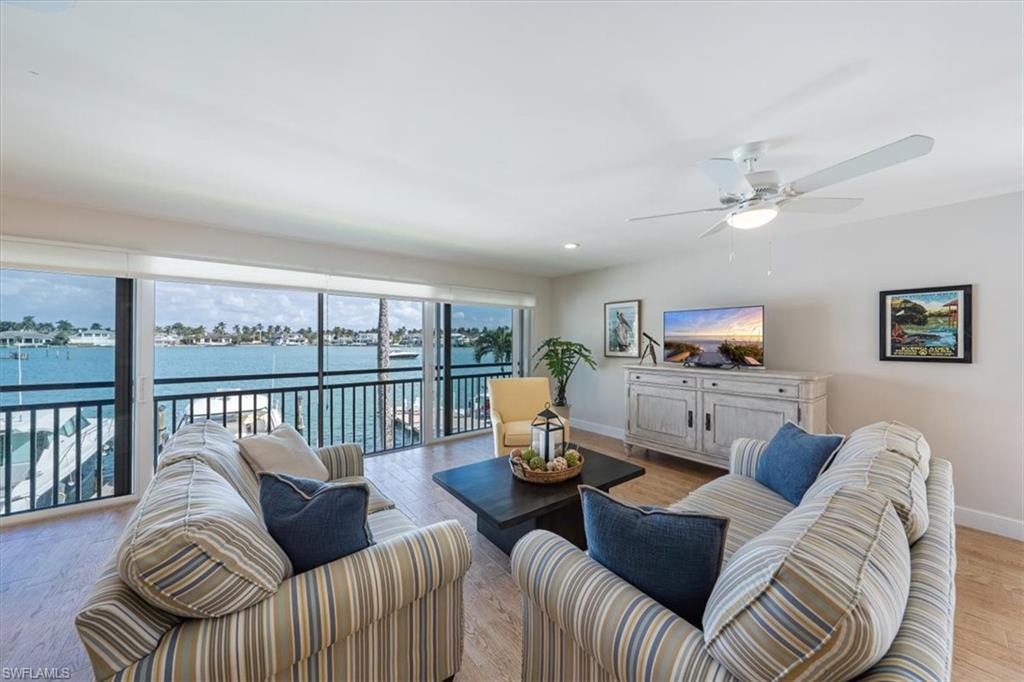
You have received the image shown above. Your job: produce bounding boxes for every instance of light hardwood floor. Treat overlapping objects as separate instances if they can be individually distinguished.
[0,429,1021,681]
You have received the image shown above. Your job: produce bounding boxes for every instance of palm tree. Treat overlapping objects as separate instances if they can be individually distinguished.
[376,299,394,447]
[473,326,513,364]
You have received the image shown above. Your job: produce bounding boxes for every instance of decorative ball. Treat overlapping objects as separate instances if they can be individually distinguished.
[550,457,568,472]
[523,447,539,461]
[511,455,524,466]
[564,450,580,467]
[546,461,555,471]
[510,448,523,459]
[528,456,546,471]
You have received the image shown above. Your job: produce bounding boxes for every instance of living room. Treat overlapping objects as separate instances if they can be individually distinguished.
[0,2,1021,681]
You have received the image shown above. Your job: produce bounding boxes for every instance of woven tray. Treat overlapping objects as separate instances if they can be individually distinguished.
[510,454,584,484]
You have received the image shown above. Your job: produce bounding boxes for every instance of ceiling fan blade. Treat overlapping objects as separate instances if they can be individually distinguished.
[698,158,753,196]
[788,135,934,195]
[627,206,725,222]
[697,219,729,239]
[781,197,864,213]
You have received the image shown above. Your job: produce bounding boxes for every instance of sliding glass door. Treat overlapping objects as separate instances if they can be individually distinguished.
[0,269,133,516]
[433,303,520,438]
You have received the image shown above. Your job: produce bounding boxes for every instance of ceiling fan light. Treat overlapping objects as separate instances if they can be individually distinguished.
[727,206,778,230]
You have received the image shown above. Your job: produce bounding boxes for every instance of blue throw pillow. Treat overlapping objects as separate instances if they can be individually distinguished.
[259,473,373,574]
[579,485,729,627]
[755,421,845,505]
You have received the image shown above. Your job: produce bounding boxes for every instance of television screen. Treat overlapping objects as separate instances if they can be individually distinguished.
[663,306,764,367]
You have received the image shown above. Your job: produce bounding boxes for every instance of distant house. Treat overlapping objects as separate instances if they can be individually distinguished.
[68,330,115,347]
[0,331,54,348]
[355,332,379,345]
[197,334,231,346]
[154,332,181,347]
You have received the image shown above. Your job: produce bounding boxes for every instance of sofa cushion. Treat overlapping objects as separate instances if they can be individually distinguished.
[260,474,373,574]
[502,420,533,447]
[158,420,264,518]
[367,507,419,542]
[804,449,929,544]
[238,423,330,480]
[755,422,844,505]
[581,485,729,627]
[671,474,795,562]
[118,458,292,618]
[335,475,395,514]
[834,420,931,478]
[703,486,911,681]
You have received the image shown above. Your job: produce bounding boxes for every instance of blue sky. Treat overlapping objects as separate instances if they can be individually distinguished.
[664,306,763,339]
[1,270,512,330]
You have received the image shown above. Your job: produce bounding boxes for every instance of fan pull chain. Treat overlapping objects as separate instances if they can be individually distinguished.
[767,233,773,277]
[729,225,736,263]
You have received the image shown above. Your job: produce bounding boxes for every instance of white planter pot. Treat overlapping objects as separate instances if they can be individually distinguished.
[551,404,571,421]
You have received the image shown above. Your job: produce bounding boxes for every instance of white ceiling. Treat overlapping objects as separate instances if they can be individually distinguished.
[2,1,1022,277]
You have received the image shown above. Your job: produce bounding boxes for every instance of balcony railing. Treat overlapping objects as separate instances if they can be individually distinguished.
[154,362,512,456]
[0,363,511,516]
[0,382,118,516]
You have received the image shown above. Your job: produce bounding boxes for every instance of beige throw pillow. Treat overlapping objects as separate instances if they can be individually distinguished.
[237,423,329,480]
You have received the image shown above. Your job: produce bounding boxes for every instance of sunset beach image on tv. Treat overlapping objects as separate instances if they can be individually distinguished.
[663,306,764,367]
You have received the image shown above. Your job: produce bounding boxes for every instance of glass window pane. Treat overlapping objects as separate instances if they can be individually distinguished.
[0,268,117,514]
[154,281,318,449]
[324,296,423,452]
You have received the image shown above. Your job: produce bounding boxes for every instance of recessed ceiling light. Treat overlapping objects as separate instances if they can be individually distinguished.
[563,242,579,250]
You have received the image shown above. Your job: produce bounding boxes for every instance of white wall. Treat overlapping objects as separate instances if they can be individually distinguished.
[551,192,1023,538]
[0,195,553,342]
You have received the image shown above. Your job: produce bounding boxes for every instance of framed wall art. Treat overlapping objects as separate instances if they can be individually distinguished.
[604,300,640,358]
[879,284,972,363]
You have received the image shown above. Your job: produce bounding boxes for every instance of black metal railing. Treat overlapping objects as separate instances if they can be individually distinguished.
[155,362,511,457]
[0,382,118,516]
[0,363,512,516]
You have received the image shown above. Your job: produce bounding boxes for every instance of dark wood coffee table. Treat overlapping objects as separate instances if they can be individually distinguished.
[432,448,645,554]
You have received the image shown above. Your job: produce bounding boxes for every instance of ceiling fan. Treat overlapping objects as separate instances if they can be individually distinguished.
[628,135,935,238]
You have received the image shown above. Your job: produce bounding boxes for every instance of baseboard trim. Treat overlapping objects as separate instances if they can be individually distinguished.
[571,418,625,441]
[955,505,1024,541]
[571,419,1024,542]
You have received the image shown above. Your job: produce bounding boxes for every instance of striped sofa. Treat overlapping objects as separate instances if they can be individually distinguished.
[512,421,956,681]
[76,422,472,682]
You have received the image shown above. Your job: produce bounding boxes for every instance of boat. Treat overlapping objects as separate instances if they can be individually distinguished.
[6,351,28,360]
[160,391,284,445]
[388,350,419,360]
[6,409,117,512]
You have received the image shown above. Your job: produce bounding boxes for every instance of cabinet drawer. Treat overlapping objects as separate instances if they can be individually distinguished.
[628,371,697,388]
[700,377,800,398]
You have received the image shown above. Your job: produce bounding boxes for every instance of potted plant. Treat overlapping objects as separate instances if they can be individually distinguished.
[532,337,597,420]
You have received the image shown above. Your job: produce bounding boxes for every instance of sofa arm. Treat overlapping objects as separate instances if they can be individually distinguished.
[491,412,507,456]
[317,442,364,478]
[117,520,471,681]
[511,531,733,681]
[729,438,769,477]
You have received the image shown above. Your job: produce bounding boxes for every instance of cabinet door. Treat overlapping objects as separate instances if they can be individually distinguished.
[628,383,698,451]
[701,393,798,458]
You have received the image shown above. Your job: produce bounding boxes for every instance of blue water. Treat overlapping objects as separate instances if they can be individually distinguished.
[1,344,507,449]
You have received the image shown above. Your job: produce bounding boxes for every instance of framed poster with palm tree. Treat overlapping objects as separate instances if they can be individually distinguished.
[879,284,972,362]
[604,300,640,358]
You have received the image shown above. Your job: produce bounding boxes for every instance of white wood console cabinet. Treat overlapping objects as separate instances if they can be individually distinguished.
[624,365,829,469]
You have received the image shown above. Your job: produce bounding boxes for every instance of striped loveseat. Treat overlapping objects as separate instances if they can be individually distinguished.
[512,421,956,681]
[76,421,471,682]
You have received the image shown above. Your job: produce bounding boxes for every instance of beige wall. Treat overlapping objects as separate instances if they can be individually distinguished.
[0,195,553,342]
[550,192,1023,538]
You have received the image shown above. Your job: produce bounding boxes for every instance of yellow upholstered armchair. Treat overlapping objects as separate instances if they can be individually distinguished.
[487,377,570,456]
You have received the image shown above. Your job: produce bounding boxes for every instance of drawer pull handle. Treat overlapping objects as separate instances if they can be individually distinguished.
[705,413,711,431]
[778,388,785,393]
[711,382,718,387]
[687,410,693,428]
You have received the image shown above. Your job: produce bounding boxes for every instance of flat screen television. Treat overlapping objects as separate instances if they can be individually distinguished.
[663,305,764,368]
